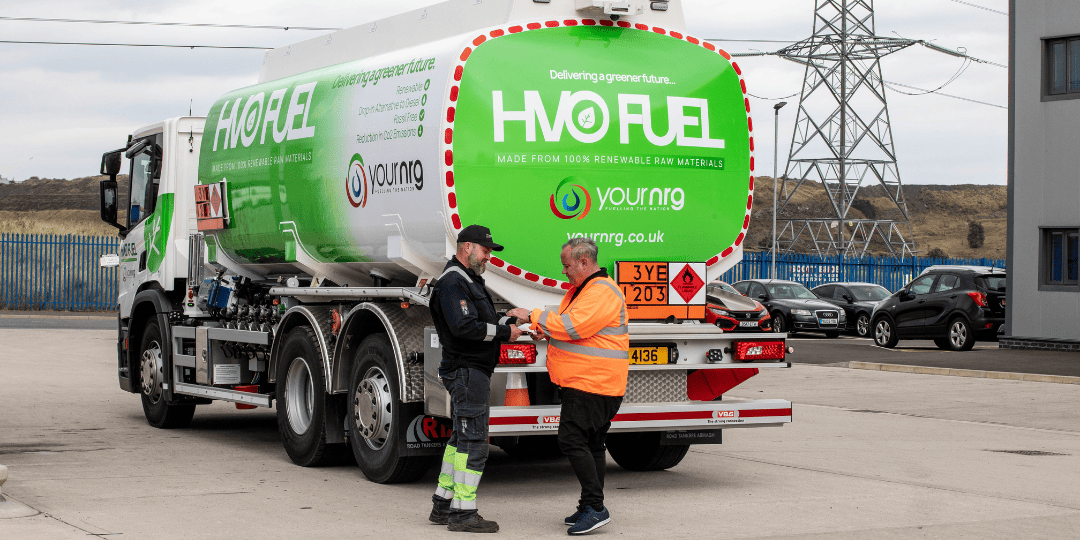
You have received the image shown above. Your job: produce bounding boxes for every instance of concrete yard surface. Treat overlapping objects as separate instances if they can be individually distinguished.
[1,328,1078,539]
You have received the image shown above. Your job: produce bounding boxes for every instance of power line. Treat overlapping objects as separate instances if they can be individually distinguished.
[705,38,800,43]
[0,40,271,50]
[747,91,800,100]
[0,16,340,31]
[945,0,1008,16]
[880,78,1006,109]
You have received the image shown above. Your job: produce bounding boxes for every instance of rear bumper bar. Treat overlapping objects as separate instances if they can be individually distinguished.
[488,399,792,436]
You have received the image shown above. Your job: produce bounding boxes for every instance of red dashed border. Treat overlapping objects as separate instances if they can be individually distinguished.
[442,19,754,289]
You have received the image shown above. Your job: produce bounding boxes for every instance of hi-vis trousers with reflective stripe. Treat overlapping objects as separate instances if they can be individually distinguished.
[433,366,490,514]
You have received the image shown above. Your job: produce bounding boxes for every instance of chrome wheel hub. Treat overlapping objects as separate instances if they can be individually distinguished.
[857,315,869,336]
[875,321,891,345]
[354,367,392,451]
[140,340,163,403]
[950,322,967,348]
[285,357,314,435]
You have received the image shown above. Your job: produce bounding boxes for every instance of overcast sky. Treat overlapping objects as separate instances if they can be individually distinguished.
[0,0,1008,185]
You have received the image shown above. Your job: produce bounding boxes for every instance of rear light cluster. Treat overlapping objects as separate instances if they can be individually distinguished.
[968,291,987,307]
[733,340,786,361]
[499,343,537,364]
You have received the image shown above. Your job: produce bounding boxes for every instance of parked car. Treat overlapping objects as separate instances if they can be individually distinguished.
[705,281,772,332]
[811,282,891,337]
[732,279,845,337]
[870,265,1006,351]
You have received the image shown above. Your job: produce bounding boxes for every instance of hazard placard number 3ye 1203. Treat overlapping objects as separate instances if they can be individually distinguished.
[615,261,708,321]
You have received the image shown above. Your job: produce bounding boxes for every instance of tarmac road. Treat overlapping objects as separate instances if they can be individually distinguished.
[1,327,1079,539]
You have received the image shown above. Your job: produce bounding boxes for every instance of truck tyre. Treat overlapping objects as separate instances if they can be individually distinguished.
[606,432,689,471]
[347,334,434,484]
[872,316,899,348]
[139,319,195,429]
[276,326,342,467]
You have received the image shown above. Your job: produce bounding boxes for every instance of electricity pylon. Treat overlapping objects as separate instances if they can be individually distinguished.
[732,0,976,258]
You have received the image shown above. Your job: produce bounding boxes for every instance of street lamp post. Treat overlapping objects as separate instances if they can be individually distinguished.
[772,101,787,280]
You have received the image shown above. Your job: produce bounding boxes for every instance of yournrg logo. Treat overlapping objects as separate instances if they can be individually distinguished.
[550,177,591,220]
[346,154,369,208]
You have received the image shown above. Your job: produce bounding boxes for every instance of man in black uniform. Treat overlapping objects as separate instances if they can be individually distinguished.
[429,224,524,533]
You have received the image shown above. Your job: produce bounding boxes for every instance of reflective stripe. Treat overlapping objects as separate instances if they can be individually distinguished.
[594,278,625,301]
[562,314,581,340]
[593,278,627,325]
[453,499,478,511]
[483,323,497,342]
[548,338,630,359]
[594,325,628,336]
[438,265,474,284]
[538,311,555,335]
[459,470,482,488]
[435,486,454,500]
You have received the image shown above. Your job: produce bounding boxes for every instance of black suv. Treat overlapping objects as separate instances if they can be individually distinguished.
[733,279,845,337]
[870,266,1006,351]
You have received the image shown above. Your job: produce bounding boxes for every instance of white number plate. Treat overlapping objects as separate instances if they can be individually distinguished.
[738,321,758,327]
[819,318,838,325]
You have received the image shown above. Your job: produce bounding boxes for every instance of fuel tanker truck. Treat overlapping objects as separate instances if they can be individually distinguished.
[97,0,792,484]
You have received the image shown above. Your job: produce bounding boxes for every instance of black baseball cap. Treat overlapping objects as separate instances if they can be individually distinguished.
[457,224,504,251]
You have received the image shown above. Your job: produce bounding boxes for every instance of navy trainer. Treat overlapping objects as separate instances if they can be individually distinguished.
[568,506,610,535]
[564,506,585,526]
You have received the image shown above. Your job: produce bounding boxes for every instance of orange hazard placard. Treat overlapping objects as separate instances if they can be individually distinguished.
[616,261,707,320]
[195,181,228,231]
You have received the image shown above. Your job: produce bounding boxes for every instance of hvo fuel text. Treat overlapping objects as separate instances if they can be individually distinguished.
[492,91,725,149]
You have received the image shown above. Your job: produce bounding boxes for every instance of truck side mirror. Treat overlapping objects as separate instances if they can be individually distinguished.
[101,150,122,176]
[99,149,127,235]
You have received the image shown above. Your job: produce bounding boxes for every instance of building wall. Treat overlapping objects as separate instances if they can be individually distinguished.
[1008,0,1080,343]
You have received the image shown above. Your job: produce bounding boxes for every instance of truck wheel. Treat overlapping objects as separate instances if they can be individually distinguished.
[606,432,689,471]
[276,326,342,467]
[139,319,195,429]
[347,334,434,484]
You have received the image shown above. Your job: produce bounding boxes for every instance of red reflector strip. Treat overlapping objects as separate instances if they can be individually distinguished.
[734,340,786,361]
[489,408,793,426]
[499,343,537,364]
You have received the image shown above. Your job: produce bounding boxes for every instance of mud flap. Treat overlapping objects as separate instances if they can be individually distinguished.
[401,414,453,456]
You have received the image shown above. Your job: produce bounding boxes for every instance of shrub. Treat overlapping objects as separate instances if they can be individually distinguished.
[925,247,949,260]
[967,221,985,249]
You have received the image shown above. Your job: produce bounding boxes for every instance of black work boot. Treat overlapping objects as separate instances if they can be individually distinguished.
[429,495,452,525]
[447,513,500,533]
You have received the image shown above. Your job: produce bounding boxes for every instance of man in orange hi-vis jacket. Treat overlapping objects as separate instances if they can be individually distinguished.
[507,237,628,535]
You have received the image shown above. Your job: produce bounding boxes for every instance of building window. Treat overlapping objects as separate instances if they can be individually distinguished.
[1043,228,1079,287]
[1043,35,1080,100]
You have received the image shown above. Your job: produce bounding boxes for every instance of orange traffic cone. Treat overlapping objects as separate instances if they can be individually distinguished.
[504,372,531,406]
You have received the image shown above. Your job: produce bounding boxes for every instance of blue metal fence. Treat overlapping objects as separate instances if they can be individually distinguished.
[0,233,119,311]
[718,251,1006,292]
[0,233,1006,312]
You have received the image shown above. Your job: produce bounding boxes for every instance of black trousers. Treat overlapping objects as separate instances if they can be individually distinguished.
[557,387,623,512]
